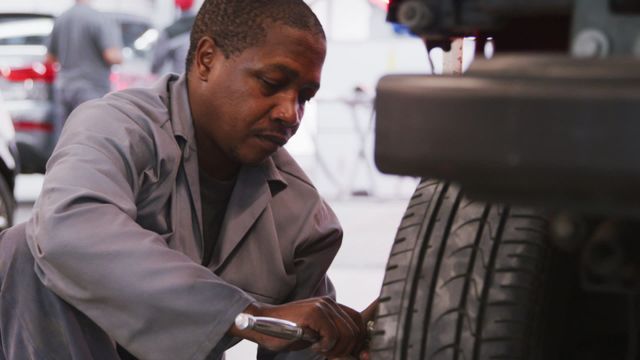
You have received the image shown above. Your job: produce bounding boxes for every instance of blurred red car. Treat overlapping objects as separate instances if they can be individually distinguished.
[0,12,156,173]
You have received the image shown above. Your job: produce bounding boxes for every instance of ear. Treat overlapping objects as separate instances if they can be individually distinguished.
[194,36,219,81]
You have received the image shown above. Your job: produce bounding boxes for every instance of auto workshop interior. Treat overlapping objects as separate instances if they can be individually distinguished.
[0,0,638,359]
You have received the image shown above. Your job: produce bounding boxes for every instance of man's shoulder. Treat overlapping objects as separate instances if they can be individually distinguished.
[58,4,89,19]
[55,5,99,27]
[53,7,73,26]
[109,86,168,120]
[70,79,172,133]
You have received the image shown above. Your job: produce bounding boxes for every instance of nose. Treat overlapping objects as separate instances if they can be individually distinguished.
[272,93,302,128]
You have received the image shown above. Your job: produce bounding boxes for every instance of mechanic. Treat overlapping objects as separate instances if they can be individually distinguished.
[0,0,374,359]
[45,0,123,143]
[151,0,196,75]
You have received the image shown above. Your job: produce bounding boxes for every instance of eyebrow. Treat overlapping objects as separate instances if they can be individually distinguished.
[266,64,320,92]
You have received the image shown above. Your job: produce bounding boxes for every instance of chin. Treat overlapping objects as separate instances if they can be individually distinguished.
[237,153,270,167]
[244,159,267,167]
[233,145,277,167]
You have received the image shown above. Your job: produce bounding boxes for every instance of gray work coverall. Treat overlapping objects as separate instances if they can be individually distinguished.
[0,74,341,360]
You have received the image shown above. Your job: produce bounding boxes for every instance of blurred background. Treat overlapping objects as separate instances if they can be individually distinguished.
[0,0,436,357]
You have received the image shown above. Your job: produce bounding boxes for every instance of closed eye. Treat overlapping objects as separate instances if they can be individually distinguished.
[298,87,318,105]
[299,94,313,105]
[259,77,285,94]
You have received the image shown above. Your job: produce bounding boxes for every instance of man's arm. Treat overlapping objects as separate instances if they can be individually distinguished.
[103,47,123,65]
[26,99,367,360]
[96,16,123,65]
[26,100,254,360]
[252,190,373,359]
[44,53,57,65]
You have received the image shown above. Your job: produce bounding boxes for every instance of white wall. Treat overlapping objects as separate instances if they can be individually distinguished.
[288,1,429,198]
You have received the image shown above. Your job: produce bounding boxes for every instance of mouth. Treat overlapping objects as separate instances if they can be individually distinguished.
[255,133,289,147]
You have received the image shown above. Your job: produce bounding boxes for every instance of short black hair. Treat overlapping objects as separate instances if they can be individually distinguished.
[185,0,325,70]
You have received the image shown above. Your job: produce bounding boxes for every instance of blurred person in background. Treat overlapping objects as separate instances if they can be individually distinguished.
[151,0,197,75]
[45,0,123,143]
[0,0,377,359]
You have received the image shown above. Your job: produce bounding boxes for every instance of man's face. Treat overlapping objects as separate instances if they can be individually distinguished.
[189,23,326,173]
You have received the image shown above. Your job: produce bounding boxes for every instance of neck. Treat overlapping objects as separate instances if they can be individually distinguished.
[195,129,240,181]
[186,72,241,181]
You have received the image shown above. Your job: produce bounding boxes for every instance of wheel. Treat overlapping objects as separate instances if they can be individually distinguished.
[370,179,577,360]
[0,175,14,231]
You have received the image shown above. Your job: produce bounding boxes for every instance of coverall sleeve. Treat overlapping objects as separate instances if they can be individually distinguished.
[26,101,254,360]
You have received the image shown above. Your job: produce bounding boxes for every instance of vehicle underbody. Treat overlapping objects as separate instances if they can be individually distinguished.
[370,1,640,359]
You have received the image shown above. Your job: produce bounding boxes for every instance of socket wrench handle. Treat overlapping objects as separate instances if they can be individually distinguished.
[235,313,320,343]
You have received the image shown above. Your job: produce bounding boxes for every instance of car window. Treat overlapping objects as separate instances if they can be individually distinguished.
[0,14,153,54]
[0,18,53,46]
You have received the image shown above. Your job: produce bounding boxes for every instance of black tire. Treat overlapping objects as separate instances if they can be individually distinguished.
[370,179,576,360]
[0,175,14,231]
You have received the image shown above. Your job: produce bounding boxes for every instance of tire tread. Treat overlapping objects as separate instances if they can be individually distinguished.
[370,179,553,360]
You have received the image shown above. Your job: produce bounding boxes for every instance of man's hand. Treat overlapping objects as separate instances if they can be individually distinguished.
[229,297,367,358]
[361,298,379,327]
[332,298,380,360]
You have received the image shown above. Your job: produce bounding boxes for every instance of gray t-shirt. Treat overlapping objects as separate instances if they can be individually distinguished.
[47,4,122,94]
[199,171,236,267]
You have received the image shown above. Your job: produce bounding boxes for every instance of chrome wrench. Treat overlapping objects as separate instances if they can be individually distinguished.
[234,313,320,342]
